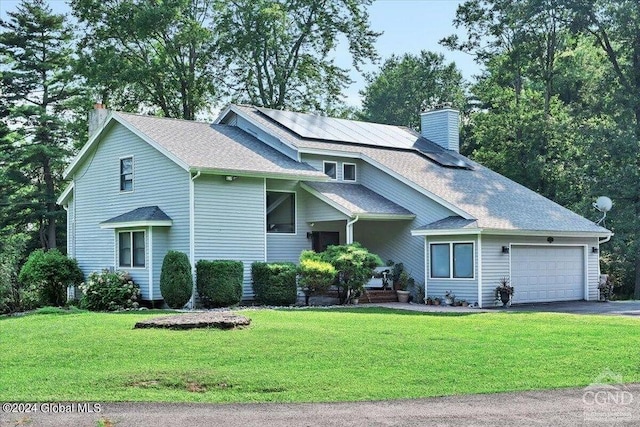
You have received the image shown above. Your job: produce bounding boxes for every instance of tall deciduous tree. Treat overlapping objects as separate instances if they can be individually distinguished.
[214,0,379,111]
[71,0,221,119]
[0,0,82,250]
[359,50,465,130]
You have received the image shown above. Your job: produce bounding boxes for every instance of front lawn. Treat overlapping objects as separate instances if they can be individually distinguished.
[1,308,639,403]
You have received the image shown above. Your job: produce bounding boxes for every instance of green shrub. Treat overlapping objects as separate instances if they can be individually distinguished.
[18,249,83,307]
[251,262,298,306]
[79,270,141,311]
[196,260,243,308]
[0,231,29,314]
[319,243,382,304]
[298,251,336,306]
[159,251,193,308]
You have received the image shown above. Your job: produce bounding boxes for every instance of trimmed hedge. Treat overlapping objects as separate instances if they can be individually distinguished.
[196,260,243,308]
[160,251,193,308]
[251,262,298,306]
[18,249,83,307]
[298,251,336,306]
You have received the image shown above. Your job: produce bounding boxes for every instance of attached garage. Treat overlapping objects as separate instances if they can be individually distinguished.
[511,245,585,303]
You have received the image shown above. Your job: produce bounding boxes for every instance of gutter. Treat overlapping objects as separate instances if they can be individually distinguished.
[346,216,360,244]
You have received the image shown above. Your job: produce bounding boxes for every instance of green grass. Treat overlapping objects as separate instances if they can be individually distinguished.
[1,308,639,403]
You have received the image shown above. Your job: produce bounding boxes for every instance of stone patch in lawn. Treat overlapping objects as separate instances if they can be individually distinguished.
[133,311,251,330]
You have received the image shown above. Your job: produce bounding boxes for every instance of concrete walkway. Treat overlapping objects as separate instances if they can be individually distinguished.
[372,300,640,316]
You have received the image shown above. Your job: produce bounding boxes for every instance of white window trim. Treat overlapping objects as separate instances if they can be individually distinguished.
[429,241,475,280]
[266,190,297,235]
[342,162,357,182]
[323,161,338,180]
[117,229,146,269]
[119,155,135,193]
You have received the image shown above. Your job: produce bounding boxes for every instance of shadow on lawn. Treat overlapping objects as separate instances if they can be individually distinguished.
[278,306,483,317]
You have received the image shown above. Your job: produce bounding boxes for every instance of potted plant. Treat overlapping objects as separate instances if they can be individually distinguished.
[433,297,441,306]
[444,290,455,306]
[425,296,433,305]
[396,270,411,303]
[495,277,514,307]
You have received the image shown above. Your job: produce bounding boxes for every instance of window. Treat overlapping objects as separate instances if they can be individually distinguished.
[118,231,145,268]
[266,191,295,233]
[430,242,474,279]
[323,161,337,180]
[343,163,356,181]
[120,157,133,192]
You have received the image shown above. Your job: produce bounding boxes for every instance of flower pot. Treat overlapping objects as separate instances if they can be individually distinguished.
[499,290,511,307]
[352,298,359,305]
[397,290,410,303]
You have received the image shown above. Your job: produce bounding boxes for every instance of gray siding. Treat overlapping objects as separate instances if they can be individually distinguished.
[152,227,170,302]
[266,180,314,263]
[424,235,479,304]
[480,235,600,307]
[72,122,190,300]
[301,154,362,182]
[194,175,266,298]
[303,191,348,222]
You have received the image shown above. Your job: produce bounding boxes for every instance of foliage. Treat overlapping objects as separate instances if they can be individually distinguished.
[159,251,193,309]
[0,230,29,313]
[71,0,220,120]
[598,274,616,301]
[214,0,379,111]
[360,50,466,129]
[78,270,140,311]
[495,277,514,299]
[319,243,382,304]
[298,251,336,306]
[0,0,84,250]
[18,249,83,307]
[3,309,640,403]
[251,262,298,306]
[196,260,243,308]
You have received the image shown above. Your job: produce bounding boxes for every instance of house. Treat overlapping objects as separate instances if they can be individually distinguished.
[57,104,611,307]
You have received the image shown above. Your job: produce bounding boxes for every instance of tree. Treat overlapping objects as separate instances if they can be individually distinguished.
[360,50,465,130]
[71,0,221,119]
[0,0,83,250]
[214,0,379,111]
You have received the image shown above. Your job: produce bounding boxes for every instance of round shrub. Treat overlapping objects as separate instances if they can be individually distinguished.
[196,260,243,308]
[251,262,298,306]
[18,249,83,307]
[79,270,141,311]
[160,251,193,309]
[298,251,336,306]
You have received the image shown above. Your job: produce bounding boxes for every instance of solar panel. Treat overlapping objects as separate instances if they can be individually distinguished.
[257,107,472,169]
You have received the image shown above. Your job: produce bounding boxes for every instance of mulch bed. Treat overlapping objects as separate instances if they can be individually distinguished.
[133,311,251,330]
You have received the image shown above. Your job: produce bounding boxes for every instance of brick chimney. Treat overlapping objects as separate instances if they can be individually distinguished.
[420,103,460,152]
[88,103,109,138]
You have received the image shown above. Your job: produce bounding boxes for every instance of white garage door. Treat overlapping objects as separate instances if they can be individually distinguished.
[511,246,584,303]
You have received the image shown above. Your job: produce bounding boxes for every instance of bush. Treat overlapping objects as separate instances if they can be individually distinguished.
[160,251,193,308]
[0,231,29,314]
[196,260,243,308]
[298,251,336,306]
[251,262,298,306]
[18,249,83,307]
[79,270,141,311]
[319,243,382,304]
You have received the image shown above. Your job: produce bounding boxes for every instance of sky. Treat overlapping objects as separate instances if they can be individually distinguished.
[0,0,481,108]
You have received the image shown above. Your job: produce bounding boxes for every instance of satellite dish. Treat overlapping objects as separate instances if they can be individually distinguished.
[593,196,612,226]
[593,196,613,213]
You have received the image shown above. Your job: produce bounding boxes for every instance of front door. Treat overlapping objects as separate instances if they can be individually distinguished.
[312,231,340,252]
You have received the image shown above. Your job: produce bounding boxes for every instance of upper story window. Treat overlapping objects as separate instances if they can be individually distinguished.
[343,163,356,181]
[323,161,337,180]
[266,191,295,234]
[430,242,474,279]
[118,231,145,268]
[120,157,133,192]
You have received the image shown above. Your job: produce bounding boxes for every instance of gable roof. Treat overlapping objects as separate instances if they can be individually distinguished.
[100,206,173,228]
[301,182,415,220]
[221,105,610,236]
[64,112,327,182]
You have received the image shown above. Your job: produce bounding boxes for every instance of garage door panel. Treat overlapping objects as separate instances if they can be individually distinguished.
[512,246,584,303]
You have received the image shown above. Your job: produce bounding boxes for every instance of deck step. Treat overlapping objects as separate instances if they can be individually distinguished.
[362,289,398,303]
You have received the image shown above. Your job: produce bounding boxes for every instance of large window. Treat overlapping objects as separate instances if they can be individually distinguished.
[430,242,474,279]
[120,157,133,192]
[118,231,145,268]
[323,161,337,180]
[266,191,295,233]
[343,163,356,181]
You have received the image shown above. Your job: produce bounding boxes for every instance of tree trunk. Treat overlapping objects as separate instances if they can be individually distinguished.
[43,157,57,250]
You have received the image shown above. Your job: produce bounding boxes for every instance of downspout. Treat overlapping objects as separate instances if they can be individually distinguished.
[346,216,359,244]
[189,170,201,309]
